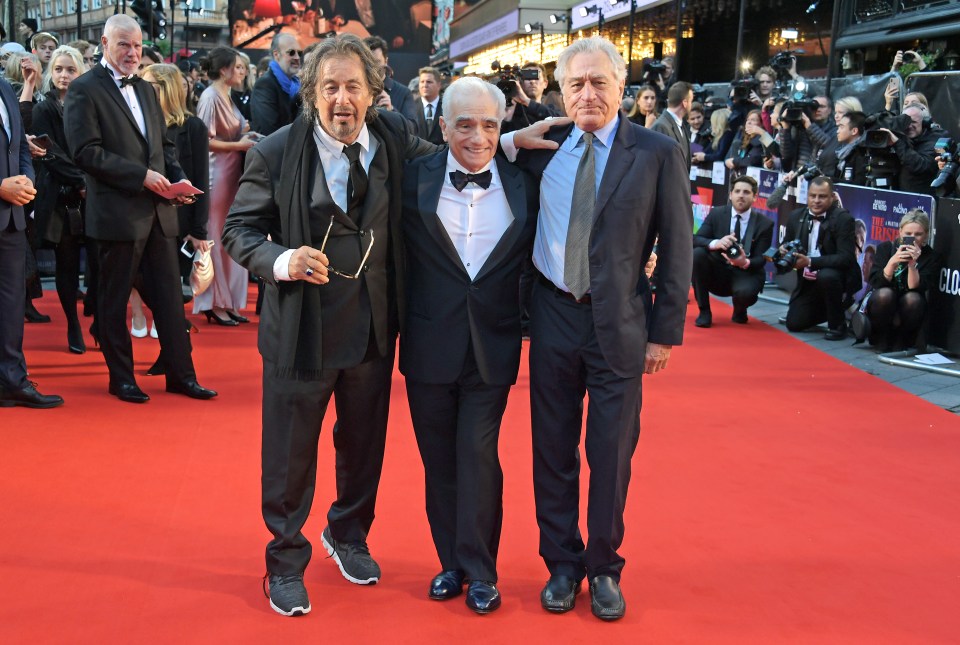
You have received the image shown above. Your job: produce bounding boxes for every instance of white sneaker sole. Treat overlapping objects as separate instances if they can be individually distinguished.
[321,532,380,585]
[269,599,311,617]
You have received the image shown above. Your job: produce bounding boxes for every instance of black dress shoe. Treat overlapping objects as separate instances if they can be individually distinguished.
[589,575,625,621]
[695,310,712,328]
[428,570,465,600]
[202,310,239,326]
[465,580,501,614]
[24,302,51,323]
[0,382,64,408]
[540,574,581,613]
[731,308,749,324]
[108,383,150,403]
[824,324,847,341]
[166,380,217,399]
[225,310,250,324]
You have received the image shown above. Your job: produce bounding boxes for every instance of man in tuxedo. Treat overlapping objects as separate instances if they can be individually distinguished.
[363,36,417,128]
[502,37,692,620]
[692,175,774,327]
[782,175,861,340]
[416,66,444,144]
[251,32,303,136]
[63,15,216,403]
[0,76,63,408]
[221,34,438,617]
[400,77,538,614]
[651,80,693,169]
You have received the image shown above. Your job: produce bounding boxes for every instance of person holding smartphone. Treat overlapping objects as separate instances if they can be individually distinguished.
[863,209,942,351]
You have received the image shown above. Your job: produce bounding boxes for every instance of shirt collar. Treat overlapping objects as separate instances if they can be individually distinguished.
[667,108,684,129]
[562,115,619,152]
[734,207,751,219]
[422,96,438,108]
[313,121,371,158]
[445,152,499,187]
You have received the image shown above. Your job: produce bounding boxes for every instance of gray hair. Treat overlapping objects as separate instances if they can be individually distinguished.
[41,45,84,93]
[555,36,626,87]
[103,14,140,40]
[299,34,384,125]
[441,76,506,122]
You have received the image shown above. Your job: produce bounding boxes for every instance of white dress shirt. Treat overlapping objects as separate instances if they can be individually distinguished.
[437,153,513,280]
[730,208,751,239]
[101,59,146,138]
[0,95,10,141]
[421,97,439,120]
[273,122,378,281]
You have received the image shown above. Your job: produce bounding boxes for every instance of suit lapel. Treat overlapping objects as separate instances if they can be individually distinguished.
[94,66,146,143]
[595,115,635,218]
[741,209,758,256]
[473,156,527,282]
[417,152,467,274]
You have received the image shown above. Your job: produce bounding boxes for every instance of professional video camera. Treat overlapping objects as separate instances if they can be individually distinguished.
[769,49,804,92]
[730,76,759,103]
[692,83,713,104]
[491,61,539,104]
[858,111,911,189]
[777,76,819,124]
[792,162,823,182]
[931,137,958,193]
[763,238,807,272]
[642,59,668,84]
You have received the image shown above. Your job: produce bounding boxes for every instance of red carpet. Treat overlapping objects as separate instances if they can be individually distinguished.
[2,291,959,644]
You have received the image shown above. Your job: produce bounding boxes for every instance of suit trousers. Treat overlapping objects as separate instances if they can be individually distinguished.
[0,222,27,389]
[529,279,642,582]
[96,217,195,388]
[261,344,394,575]
[692,247,765,312]
[785,267,846,331]
[406,347,510,583]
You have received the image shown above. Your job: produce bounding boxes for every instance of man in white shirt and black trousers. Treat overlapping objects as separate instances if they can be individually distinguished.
[399,76,538,614]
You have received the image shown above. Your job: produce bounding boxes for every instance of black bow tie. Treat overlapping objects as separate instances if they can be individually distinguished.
[450,170,492,191]
[119,75,140,88]
[810,213,826,221]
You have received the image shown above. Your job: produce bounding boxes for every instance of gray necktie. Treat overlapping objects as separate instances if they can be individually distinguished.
[425,103,433,131]
[564,132,595,299]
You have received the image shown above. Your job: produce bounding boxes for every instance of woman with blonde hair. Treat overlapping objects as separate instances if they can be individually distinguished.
[833,96,863,125]
[693,107,735,164]
[231,51,253,121]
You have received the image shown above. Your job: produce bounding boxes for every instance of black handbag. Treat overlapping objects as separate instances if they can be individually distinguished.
[850,290,873,344]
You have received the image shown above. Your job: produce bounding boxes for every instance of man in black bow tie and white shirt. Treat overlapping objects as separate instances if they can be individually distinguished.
[399,76,538,614]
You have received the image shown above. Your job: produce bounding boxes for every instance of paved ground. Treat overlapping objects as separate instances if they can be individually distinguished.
[711,285,960,415]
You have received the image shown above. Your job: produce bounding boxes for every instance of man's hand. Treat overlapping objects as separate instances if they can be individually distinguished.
[0,175,37,206]
[800,112,812,129]
[884,77,899,110]
[644,343,672,374]
[725,252,750,269]
[710,233,738,251]
[289,246,330,285]
[143,169,172,195]
[375,90,394,111]
[644,252,657,278]
[513,117,573,150]
[877,127,898,145]
[749,90,762,106]
[794,253,811,269]
[511,81,531,107]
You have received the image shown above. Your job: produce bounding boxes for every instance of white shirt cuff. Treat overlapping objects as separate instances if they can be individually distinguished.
[499,132,519,163]
[274,249,295,281]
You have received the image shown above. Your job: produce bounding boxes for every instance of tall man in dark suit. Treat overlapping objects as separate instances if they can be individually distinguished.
[782,175,861,340]
[251,32,303,136]
[415,66,444,144]
[400,77,538,614]
[221,34,438,618]
[651,80,693,169]
[0,77,63,408]
[64,15,216,403]
[692,175,774,327]
[364,36,417,128]
[503,36,692,621]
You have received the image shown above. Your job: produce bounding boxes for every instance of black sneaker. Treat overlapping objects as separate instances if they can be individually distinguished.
[265,573,311,616]
[321,526,381,585]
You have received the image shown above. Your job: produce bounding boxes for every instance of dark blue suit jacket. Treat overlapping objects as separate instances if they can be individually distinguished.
[0,79,37,231]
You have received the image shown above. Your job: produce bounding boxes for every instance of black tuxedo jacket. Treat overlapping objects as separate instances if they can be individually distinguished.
[0,78,36,232]
[251,68,301,137]
[783,203,861,294]
[650,110,691,168]
[694,205,774,274]
[31,91,85,243]
[167,115,210,240]
[63,64,185,242]
[399,152,538,386]
[517,113,692,378]
[385,76,417,127]
[415,98,444,145]
[222,110,438,378]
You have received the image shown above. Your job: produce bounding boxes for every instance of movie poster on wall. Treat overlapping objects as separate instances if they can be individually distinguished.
[230,0,435,52]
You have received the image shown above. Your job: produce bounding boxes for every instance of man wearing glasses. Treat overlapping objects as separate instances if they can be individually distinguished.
[222,34,439,617]
[251,32,303,136]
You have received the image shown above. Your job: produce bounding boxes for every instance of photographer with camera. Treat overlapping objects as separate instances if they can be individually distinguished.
[818,111,869,186]
[692,175,774,327]
[778,176,861,340]
[501,62,561,134]
[891,50,927,74]
[856,209,942,351]
[877,104,949,195]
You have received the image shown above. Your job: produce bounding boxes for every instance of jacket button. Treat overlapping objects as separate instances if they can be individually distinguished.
[359,230,365,237]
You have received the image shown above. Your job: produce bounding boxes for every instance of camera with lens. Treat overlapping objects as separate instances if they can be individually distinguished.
[857,111,912,189]
[781,98,820,124]
[764,239,807,272]
[642,59,667,84]
[491,61,537,104]
[931,137,958,193]
[722,244,744,261]
[731,76,759,103]
[793,162,822,182]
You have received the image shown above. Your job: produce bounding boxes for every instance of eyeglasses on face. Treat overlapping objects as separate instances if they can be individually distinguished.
[285,49,303,58]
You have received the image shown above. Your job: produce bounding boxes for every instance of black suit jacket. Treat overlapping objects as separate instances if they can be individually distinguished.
[415,98,443,145]
[31,91,85,243]
[63,64,185,242]
[783,202,861,294]
[399,152,538,386]
[222,110,438,378]
[0,79,36,232]
[167,115,210,240]
[385,76,416,127]
[517,113,692,378]
[650,110,691,169]
[694,205,774,274]
[251,68,301,137]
